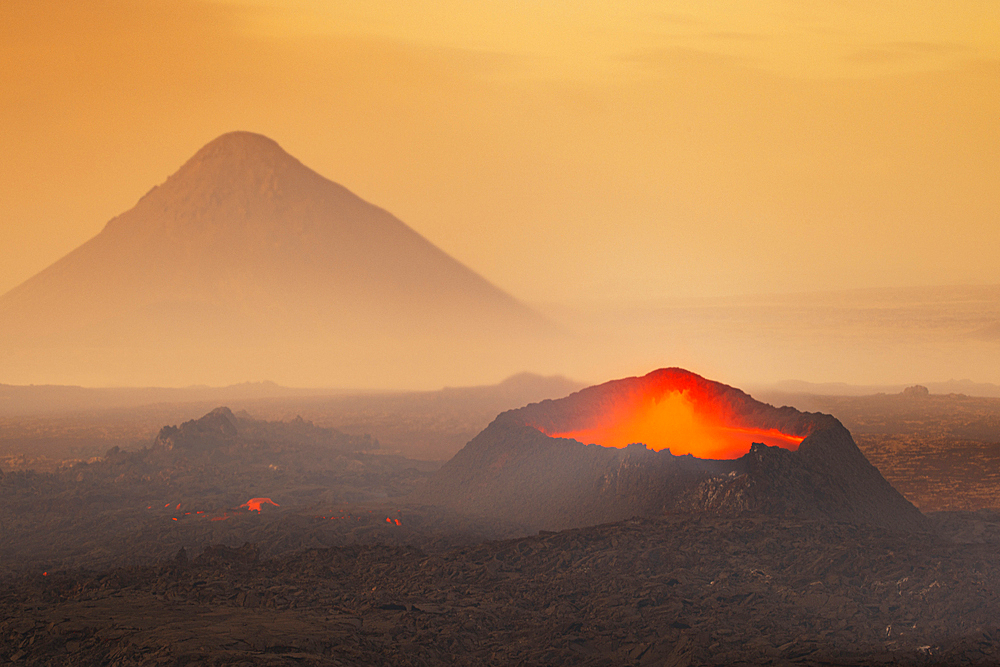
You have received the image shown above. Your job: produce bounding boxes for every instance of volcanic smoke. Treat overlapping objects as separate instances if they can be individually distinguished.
[544,383,803,460]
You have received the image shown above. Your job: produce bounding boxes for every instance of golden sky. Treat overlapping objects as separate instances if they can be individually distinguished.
[2,0,998,303]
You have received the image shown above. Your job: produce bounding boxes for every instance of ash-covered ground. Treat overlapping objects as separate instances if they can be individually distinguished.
[0,408,522,576]
[4,515,1000,666]
[2,386,1000,665]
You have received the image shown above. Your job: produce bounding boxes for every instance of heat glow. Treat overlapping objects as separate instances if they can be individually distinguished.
[241,497,280,512]
[547,389,803,460]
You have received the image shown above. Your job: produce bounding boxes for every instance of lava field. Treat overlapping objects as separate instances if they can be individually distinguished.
[3,371,1000,665]
[4,514,1000,666]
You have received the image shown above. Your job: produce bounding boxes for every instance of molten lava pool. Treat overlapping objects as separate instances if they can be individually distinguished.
[546,387,803,460]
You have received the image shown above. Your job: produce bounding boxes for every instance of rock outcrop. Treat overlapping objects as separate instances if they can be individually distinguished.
[150,406,375,458]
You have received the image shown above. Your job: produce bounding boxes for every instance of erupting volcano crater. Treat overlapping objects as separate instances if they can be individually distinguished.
[534,371,806,459]
[418,369,927,532]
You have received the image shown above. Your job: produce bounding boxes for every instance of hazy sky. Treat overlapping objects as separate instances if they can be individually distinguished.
[2,0,998,303]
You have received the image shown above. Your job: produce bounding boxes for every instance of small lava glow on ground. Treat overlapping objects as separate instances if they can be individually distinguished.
[240,497,280,513]
[547,388,803,460]
[148,497,283,521]
[145,499,406,526]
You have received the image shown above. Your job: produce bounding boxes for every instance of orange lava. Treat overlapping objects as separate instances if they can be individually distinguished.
[240,497,280,512]
[547,387,803,460]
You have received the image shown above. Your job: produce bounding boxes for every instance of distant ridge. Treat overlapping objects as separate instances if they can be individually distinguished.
[757,379,1000,398]
[0,373,583,418]
[0,132,556,387]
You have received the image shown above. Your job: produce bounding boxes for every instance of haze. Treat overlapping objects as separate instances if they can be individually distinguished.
[1,1,998,388]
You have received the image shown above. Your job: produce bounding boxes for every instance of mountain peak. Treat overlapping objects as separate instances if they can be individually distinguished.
[167,131,305,187]
[191,131,289,164]
[120,131,326,235]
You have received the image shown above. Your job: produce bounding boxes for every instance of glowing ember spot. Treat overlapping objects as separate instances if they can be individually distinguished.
[240,497,280,512]
[394,519,401,526]
[171,517,178,521]
[547,389,804,460]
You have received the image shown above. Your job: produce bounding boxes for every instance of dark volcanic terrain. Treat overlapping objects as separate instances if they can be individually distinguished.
[0,407,520,576]
[758,387,1000,513]
[2,373,1000,665]
[4,515,1000,666]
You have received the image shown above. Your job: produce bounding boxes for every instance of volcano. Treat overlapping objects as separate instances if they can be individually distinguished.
[416,368,927,532]
[0,132,551,387]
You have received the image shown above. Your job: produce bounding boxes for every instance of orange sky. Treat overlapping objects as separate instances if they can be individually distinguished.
[2,0,998,304]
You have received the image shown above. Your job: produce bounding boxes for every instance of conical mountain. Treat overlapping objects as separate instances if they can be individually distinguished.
[0,132,553,387]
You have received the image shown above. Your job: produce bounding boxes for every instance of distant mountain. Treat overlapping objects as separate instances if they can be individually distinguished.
[0,132,554,387]
[757,378,1000,398]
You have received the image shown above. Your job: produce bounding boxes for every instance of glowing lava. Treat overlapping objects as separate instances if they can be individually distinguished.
[241,497,280,512]
[546,387,803,460]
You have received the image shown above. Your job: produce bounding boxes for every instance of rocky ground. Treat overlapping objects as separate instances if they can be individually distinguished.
[0,409,518,575]
[3,393,1000,665]
[856,435,1000,513]
[3,514,1000,666]
[760,389,1000,513]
